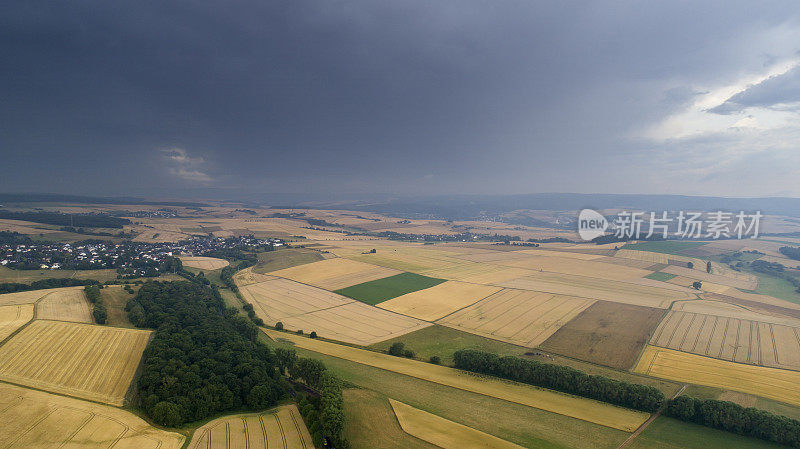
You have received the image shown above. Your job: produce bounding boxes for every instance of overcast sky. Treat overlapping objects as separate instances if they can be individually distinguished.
[1,1,799,200]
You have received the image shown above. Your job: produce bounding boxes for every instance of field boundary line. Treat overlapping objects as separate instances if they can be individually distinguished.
[435,288,507,322]
[616,384,687,449]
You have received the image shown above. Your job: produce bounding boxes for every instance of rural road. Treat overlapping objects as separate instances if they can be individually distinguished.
[616,384,688,449]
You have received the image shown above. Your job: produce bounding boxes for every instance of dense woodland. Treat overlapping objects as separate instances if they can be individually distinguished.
[454,349,664,412]
[780,246,800,261]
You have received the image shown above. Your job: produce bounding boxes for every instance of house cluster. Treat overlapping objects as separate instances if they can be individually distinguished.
[0,235,280,271]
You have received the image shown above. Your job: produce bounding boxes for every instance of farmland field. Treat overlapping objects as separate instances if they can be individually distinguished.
[645,271,677,282]
[540,301,665,370]
[377,281,501,321]
[238,276,429,345]
[0,286,84,306]
[498,271,689,308]
[389,399,525,449]
[343,389,437,449]
[491,254,653,281]
[35,288,91,323]
[438,289,594,347]
[0,304,33,341]
[0,266,120,283]
[252,247,325,274]
[263,329,649,431]
[100,285,137,327]
[629,416,786,449]
[179,256,230,270]
[271,257,402,290]
[335,272,447,305]
[0,382,185,449]
[650,309,800,370]
[634,345,800,406]
[660,265,758,289]
[422,263,535,285]
[187,405,313,449]
[0,320,152,405]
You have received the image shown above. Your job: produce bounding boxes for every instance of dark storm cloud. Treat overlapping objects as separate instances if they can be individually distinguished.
[1,1,799,198]
[710,65,800,114]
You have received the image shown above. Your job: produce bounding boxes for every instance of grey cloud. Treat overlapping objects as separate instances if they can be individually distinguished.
[710,65,800,114]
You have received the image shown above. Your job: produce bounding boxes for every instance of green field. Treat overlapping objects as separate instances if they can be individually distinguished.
[750,271,800,305]
[370,325,680,396]
[268,338,628,449]
[252,248,324,274]
[99,285,137,328]
[644,272,678,282]
[343,389,437,449]
[623,240,709,256]
[0,266,121,283]
[334,272,446,305]
[630,417,786,449]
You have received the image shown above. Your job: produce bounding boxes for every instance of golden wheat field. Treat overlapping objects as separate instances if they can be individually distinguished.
[0,304,33,341]
[0,320,152,405]
[35,288,92,323]
[498,271,689,308]
[187,405,313,449]
[439,289,596,347]
[421,263,535,285]
[270,257,402,290]
[344,246,470,272]
[0,382,184,449]
[672,300,800,326]
[635,345,800,406]
[493,254,653,281]
[179,256,230,270]
[0,286,83,306]
[388,399,525,449]
[650,310,800,370]
[264,329,649,431]
[377,281,502,321]
[237,276,430,345]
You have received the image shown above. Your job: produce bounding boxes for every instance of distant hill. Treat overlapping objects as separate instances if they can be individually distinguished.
[0,193,208,208]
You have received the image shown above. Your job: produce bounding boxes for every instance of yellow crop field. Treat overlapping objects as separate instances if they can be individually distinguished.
[438,289,595,347]
[35,288,92,323]
[179,256,230,270]
[651,310,800,370]
[389,399,525,449]
[0,286,83,306]
[667,276,733,294]
[498,271,690,308]
[495,255,652,281]
[635,345,800,406]
[660,265,757,290]
[515,249,606,260]
[421,262,534,284]
[271,257,402,290]
[0,320,152,405]
[233,267,277,286]
[345,246,470,272]
[377,281,502,321]
[0,304,33,341]
[615,249,704,267]
[0,382,184,449]
[672,300,800,326]
[238,276,430,345]
[264,329,649,431]
[187,405,312,449]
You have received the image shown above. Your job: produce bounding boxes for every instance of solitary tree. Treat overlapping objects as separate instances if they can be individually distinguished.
[693,281,702,290]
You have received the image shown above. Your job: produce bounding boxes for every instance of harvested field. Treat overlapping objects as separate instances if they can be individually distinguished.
[271,257,402,290]
[672,300,800,326]
[0,304,33,341]
[345,247,469,272]
[389,399,525,449]
[438,289,594,347]
[179,256,229,270]
[233,267,277,287]
[0,382,184,449]
[660,265,757,290]
[187,405,312,449]
[35,288,91,323]
[377,281,501,321]
[334,272,447,305]
[493,255,652,281]
[0,286,83,306]
[615,249,705,269]
[539,301,665,370]
[238,277,430,345]
[264,329,649,432]
[421,263,534,285]
[0,320,152,405]
[498,271,691,308]
[666,276,732,294]
[650,310,800,370]
[594,256,659,269]
[634,345,800,406]
[343,389,438,449]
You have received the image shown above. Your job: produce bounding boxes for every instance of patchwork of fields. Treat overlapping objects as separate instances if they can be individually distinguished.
[0,382,185,449]
[0,320,151,405]
[438,289,594,347]
[271,257,402,290]
[187,405,313,449]
[378,281,501,321]
[238,276,430,345]
[651,310,800,370]
[0,286,84,306]
[389,399,525,449]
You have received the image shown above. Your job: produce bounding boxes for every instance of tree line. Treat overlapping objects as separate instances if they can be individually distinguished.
[666,396,800,447]
[453,349,664,412]
[0,277,100,294]
[84,285,107,324]
[0,211,131,228]
[780,246,800,261]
